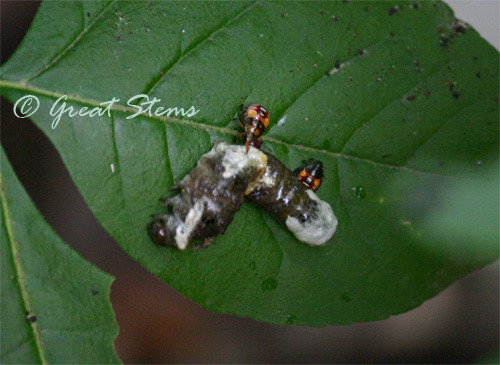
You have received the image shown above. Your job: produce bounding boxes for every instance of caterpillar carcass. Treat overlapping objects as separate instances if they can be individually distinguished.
[247,153,337,246]
[149,141,267,250]
[149,142,337,249]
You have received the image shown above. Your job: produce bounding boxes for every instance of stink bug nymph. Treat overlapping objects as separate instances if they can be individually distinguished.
[234,104,270,153]
[294,159,324,192]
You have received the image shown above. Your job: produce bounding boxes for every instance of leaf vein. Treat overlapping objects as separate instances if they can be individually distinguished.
[162,122,175,185]
[142,1,261,99]
[0,80,478,181]
[340,58,481,153]
[0,169,47,364]
[110,111,126,210]
[267,37,408,136]
[23,0,118,83]
[404,97,491,166]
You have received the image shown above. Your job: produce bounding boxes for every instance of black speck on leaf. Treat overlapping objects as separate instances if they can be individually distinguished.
[476,72,481,78]
[341,292,351,302]
[406,94,416,101]
[439,34,450,48]
[87,12,90,17]
[92,289,99,296]
[388,6,399,16]
[27,315,37,323]
[452,91,460,99]
[452,19,468,34]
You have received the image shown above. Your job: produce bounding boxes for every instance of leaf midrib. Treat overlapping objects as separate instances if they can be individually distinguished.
[0,171,47,364]
[0,79,477,181]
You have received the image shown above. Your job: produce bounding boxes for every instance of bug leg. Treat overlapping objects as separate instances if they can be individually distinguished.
[191,237,213,250]
[238,98,245,114]
[229,100,246,127]
[150,213,166,219]
[233,132,245,144]
[171,182,181,191]
[159,196,174,207]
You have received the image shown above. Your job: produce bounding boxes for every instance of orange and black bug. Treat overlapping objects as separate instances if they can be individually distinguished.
[234,104,270,153]
[293,159,324,192]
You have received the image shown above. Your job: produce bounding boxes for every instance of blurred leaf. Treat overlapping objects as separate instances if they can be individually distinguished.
[1,0,498,325]
[0,149,119,363]
[422,168,499,258]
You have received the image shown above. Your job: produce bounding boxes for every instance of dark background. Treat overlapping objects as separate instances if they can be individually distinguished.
[2,1,498,363]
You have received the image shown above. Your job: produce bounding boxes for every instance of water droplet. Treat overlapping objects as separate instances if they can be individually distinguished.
[261,278,278,291]
[286,314,297,324]
[341,292,351,302]
[355,185,366,201]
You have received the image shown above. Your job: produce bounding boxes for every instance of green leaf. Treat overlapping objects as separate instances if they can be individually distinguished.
[1,0,498,325]
[0,149,119,363]
[421,169,499,259]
